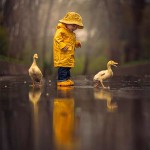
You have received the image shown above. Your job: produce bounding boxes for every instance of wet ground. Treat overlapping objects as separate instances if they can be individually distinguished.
[0,75,150,150]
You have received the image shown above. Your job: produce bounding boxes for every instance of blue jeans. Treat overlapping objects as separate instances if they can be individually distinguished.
[58,67,71,81]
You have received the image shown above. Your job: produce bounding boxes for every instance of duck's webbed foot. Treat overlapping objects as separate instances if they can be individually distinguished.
[93,80,100,88]
[30,82,35,87]
[102,86,110,89]
[34,82,42,88]
[102,86,107,89]
[100,81,110,89]
[107,86,110,89]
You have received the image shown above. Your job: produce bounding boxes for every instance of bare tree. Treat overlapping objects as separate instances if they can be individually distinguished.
[123,0,145,62]
[104,0,123,63]
[28,0,42,51]
[2,0,42,60]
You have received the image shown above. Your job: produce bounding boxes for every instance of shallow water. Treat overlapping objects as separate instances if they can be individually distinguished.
[0,75,150,150]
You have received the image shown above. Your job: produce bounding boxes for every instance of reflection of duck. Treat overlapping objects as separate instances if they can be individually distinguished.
[28,53,43,87]
[29,87,42,105]
[94,89,118,111]
[53,98,74,149]
[93,60,118,89]
[29,87,42,149]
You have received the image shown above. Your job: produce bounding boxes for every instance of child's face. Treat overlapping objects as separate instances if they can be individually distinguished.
[66,24,78,32]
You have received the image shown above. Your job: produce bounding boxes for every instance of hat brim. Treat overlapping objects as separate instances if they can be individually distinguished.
[59,20,84,29]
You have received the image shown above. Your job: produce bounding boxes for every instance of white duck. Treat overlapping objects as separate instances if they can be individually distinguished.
[93,60,118,89]
[28,53,43,87]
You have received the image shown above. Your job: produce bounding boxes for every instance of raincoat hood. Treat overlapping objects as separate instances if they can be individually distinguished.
[56,23,67,30]
[59,12,84,29]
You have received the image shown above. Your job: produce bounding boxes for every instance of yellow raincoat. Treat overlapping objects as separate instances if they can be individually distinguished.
[53,23,81,68]
[53,98,74,147]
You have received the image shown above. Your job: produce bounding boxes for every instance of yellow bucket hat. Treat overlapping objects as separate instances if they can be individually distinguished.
[59,12,84,29]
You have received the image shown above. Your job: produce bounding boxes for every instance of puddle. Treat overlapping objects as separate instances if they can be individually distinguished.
[0,75,150,150]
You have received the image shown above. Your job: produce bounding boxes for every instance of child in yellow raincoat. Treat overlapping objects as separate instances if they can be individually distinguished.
[53,12,84,86]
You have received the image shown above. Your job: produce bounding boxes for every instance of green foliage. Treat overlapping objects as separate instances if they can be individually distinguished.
[71,56,84,75]
[0,26,8,56]
[88,56,108,74]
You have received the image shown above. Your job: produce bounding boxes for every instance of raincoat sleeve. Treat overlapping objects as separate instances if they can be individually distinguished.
[55,30,67,50]
[75,40,81,48]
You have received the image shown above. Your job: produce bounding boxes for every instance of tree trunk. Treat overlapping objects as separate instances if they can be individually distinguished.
[105,0,123,63]
[124,0,145,62]
[42,0,54,76]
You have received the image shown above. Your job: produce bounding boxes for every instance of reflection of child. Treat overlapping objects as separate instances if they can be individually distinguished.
[53,12,84,86]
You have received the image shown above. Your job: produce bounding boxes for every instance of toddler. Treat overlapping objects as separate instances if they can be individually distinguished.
[53,12,84,86]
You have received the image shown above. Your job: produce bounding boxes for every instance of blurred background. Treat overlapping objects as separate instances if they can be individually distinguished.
[0,0,150,76]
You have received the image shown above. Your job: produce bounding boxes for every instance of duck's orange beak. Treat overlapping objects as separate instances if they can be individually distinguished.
[112,62,118,67]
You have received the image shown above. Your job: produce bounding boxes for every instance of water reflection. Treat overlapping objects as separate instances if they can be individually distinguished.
[0,85,31,150]
[29,87,42,150]
[57,86,74,98]
[1,76,150,150]
[53,86,75,150]
[94,89,118,112]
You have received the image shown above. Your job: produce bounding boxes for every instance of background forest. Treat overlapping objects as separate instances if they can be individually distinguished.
[0,0,150,76]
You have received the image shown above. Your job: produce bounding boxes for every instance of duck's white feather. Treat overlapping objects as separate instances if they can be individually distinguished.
[28,54,43,86]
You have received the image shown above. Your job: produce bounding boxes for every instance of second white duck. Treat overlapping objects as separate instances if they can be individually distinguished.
[93,60,118,89]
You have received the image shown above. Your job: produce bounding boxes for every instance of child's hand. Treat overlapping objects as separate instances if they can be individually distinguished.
[62,46,68,51]
[75,41,81,48]
[77,42,81,48]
